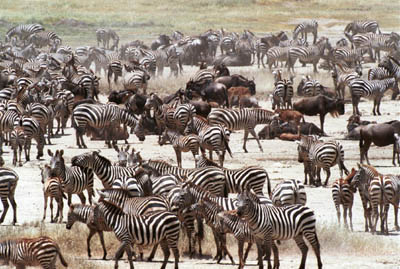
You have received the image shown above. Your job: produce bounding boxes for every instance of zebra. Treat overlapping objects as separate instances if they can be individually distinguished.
[173,103,196,133]
[381,174,400,232]
[20,116,45,162]
[368,66,392,80]
[66,203,113,260]
[158,128,200,168]
[279,37,308,47]
[72,103,145,148]
[208,108,276,153]
[220,34,237,54]
[144,93,176,130]
[350,163,380,232]
[195,154,271,196]
[5,23,44,42]
[141,159,226,196]
[288,36,331,73]
[97,200,180,269]
[236,190,322,269]
[297,75,323,97]
[27,31,62,50]
[0,110,20,155]
[348,33,397,62]
[0,236,68,268]
[349,78,399,115]
[331,168,357,231]
[331,63,362,99]
[10,125,26,167]
[368,175,390,234]
[184,115,232,167]
[42,175,65,224]
[344,20,381,36]
[266,46,290,71]
[71,151,143,189]
[122,65,150,95]
[114,145,131,167]
[272,77,294,109]
[189,68,215,85]
[25,102,53,145]
[96,28,119,50]
[111,176,144,197]
[48,149,94,206]
[188,198,235,264]
[332,47,366,67]
[297,135,348,186]
[271,179,307,207]
[378,56,400,81]
[0,167,18,225]
[293,19,318,44]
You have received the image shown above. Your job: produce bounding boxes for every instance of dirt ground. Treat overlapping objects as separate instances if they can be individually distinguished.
[1,73,400,268]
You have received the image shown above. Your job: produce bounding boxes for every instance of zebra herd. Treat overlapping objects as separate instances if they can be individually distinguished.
[0,18,399,269]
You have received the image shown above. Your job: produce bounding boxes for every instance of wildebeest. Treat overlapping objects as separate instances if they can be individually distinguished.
[345,115,376,140]
[258,120,325,139]
[215,74,256,93]
[125,93,148,115]
[227,86,256,108]
[293,95,345,134]
[359,120,400,166]
[107,90,133,104]
[187,82,229,107]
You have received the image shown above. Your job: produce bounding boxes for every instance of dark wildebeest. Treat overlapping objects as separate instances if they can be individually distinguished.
[293,95,345,134]
[345,115,376,140]
[213,63,230,77]
[213,52,252,66]
[108,90,134,104]
[258,120,325,139]
[125,93,148,115]
[359,120,400,166]
[215,74,256,94]
[151,34,171,50]
[187,82,229,107]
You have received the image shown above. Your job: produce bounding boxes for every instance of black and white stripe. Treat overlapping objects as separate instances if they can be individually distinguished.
[271,179,307,206]
[10,126,26,167]
[208,108,276,153]
[272,78,294,109]
[344,20,380,36]
[5,23,44,42]
[293,19,318,44]
[0,167,18,225]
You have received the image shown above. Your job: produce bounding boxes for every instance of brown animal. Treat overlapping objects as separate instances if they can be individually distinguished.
[359,121,400,166]
[227,86,255,108]
[279,133,301,141]
[293,95,345,134]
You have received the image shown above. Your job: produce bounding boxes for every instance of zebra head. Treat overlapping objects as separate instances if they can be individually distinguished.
[114,145,130,167]
[71,151,97,169]
[351,163,369,191]
[127,149,143,167]
[133,114,147,142]
[144,93,162,110]
[39,164,52,184]
[48,149,64,177]
[158,129,170,146]
[237,189,260,218]
[66,203,82,230]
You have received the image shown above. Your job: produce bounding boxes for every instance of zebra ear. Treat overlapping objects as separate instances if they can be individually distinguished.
[48,149,53,157]
[114,145,120,153]
[357,163,361,169]
[59,150,64,157]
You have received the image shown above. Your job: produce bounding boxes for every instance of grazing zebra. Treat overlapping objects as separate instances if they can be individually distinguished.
[331,168,357,231]
[188,199,235,264]
[189,68,215,85]
[266,46,290,71]
[0,236,68,268]
[184,115,232,167]
[142,159,226,196]
[348,33,398,62]
[368,66,392,80]
[331,63,362,99]
[344,20,381,36]
[272,78,294,109]
[208,108,276,153]
[350,163,380,232]
[111,176,144,197]
[349,78,399,115]
[48,149,94,206]
[28,31,61,49]
[5,23,44,42]
[293,19,318,44]
[378,56,400,81]
[42,175,66,224]
[297,75,323,96]
[195,154,271,196]
[122,66,151,94]
[96,28,119,50]
[97,200,180,269]
[0,110,20,155]
[271,179,307,207]
[66,203,113,260]
[288,36,331,73]
[158,128,200,168]
[368,175,390,234]
[332,47,366,67]
[236,190,323,269]
[71,151,142,189]
[72,103,145,148]
[297,135,349,186]
[10,126,26,167]
[0,167,18,225]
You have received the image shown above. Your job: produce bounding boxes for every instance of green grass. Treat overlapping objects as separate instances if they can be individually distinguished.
[1,0,399,47]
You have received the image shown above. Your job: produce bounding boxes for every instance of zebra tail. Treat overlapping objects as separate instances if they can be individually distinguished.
[266,172,272,197]
[223,133,233,158]
[56,244,68,267]
[197,218,204,242]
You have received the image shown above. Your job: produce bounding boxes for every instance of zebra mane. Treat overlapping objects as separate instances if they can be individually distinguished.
[359,163,379,176]
[94,151,112,167]
[183,181,216,198]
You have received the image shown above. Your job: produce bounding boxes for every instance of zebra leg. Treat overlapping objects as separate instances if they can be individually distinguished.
[271,242,279,269]
[335,202,341,227]
[50,197,54,223]
[243,241,252,264]
[42,195,48,222]
[174,147,182,168]
[349,202,354,232]
[294,235,309,269]
[249,128,263,153]
[147,243,159,261]
[323,168,331,186]
[197,217,204,256]
[77,192,87,205]
[114,242,129,269]
[376,96,382,116]
[0,198,9,224]
[238,240,245,269]
[379,203,386,234]
[87,230,97,258]
[220,233,234,264]
[371,204,378,234]
[160,240,171,269]
[57,197,63,223]
[343,206,349,230]
[12,147,17,166]
[212,229,223,262]
[18,145,22,166]
[87,188,94,205]
[303,231,322,269]
[256,240,265,269]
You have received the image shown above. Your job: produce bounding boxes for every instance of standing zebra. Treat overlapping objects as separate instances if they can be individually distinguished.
[368,66,392,80]
[72,103,145,148]
[173,103,196,133]
[378,56,400,80]
[344,20,381,36]
[271,179,307,206]
[208,108,276,153]
[368,175,390,234]
[272,77,294,109]
[48,149,94,206]
[293,19,318,44]
[0,167,18,225]
[188,67,215,86]
[0,236,68,268]
[331,63,362,99]
[42,176,65,224]
[288,36,331,73]
[297,135,349,186]
[96,28,119,50]
[158,128,200,168]
[381,174,400,231]
[266,46,290,71]
[5,23,44,42]
[20,116,45,161]
[349,78,399,115]
[236,190,322,269]
[97,200,180,269]
[25,102,53,145]
[331,168,357,231]
[122,65,151,95]
[184,115,232,167]
[297,75,323,96]
[111,175,145,197]
[10,126,26,167]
